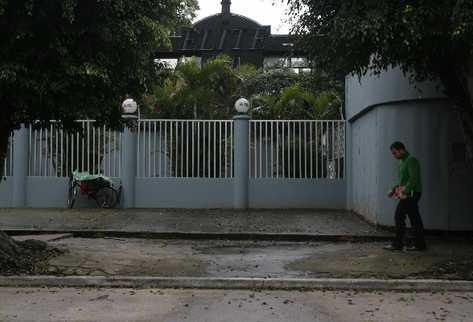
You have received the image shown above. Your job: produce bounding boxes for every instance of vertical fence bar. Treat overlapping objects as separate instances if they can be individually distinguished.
[292,122,296,178]
[202,122,206,177]
[119,131,122,177]
[165,121,169,177]
[71,131,75,174]
[149,121,152,177]
[92,126,95,174]
[39,128,43,176]
[180,121,184,178]
[76,130,79,172]
[281,122,285,178]
[316,121,319,179]
[186,121,189,178]
[296,122,302,178]
[191,122,195,178]
[169,121,173,177]
[9,135,13,176]
[212,122,215,178]
[197,122,201,177]
[207,121,212,178]
[218,122,221,178]
[80,123,84,172]
[112,130,116,175]
[175,121,178,177]
[86,122,90,173]
[224,122,228,178]
[286,122,290,178]
[27,125,30,176]
[230,122,233,178]
[106,128,110,176]
[309,122,313,179]
[332,121,335,179]
[101,126,104,175]
[44,127,48,176]
[159,121,162,177]
[60,128,63,177]
[32,126,36,176]
[137,121,141,177]
[153,121,158,177]
[66,130,69,176]
[276,121,279,178]
[44,126,47,176]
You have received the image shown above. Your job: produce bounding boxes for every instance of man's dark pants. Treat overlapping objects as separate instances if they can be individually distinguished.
[393,192,426,249]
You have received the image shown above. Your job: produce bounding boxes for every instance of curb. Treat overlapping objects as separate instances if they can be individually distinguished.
[1,276,472,292]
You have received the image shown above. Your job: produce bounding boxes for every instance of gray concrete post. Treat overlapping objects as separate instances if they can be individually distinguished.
[12,124,29,207]
[121,123,137,208]
[233,115,250,209]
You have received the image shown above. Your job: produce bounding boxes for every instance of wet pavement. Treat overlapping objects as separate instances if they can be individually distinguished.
[29,237,473,280]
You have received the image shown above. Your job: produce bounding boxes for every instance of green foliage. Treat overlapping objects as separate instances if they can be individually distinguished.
[145,55,241,119]
[147,58,344,120]
[286,0,472,81]
[0,0,197,175]
[286,0,473,157]
[0,0,197,130]
[251,82,342,120]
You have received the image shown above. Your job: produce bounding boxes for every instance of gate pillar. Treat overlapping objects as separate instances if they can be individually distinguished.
[233,114,250,209]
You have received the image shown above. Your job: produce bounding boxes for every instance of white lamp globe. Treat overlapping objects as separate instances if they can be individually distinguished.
[122,98,138,114]
[234,98,250,114]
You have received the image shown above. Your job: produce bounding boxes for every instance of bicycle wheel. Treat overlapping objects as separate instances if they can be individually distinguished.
[95,186,118,208]
[67,181,80,209]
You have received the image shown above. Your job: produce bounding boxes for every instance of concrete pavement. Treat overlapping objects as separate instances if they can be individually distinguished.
[1,287,472,322]
[0,208,390,238]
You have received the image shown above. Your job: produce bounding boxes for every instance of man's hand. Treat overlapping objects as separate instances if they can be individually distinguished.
[388,189,395,198]
[397,186,407,199]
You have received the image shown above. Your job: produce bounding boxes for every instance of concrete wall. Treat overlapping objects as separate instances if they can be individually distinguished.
[134,178,234,208]
[0,178,13,207]
[346,67,473,230]
[249,179,346,209]
[0,177,346,209]
[134,178,346,209]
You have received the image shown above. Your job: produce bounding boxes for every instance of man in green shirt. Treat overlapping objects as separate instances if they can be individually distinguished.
[385,142,427,251]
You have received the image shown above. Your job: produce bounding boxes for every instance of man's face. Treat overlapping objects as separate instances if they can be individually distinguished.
[391,148,404,159]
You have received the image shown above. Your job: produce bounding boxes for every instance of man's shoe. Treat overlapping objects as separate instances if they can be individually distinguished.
[405,245,427,251]
[383,245,403,251]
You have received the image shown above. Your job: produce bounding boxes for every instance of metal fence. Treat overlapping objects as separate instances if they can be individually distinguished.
[249,120,345,179]
[2,134,14,177]
[137,120,234,178]
[28,121,122,177]
[22,119,345,180]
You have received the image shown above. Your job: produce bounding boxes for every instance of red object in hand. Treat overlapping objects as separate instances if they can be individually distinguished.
[394,186,407,199]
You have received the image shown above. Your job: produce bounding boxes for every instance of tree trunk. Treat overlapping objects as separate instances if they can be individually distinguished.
[0,123,55,272]
[440,65,473,167]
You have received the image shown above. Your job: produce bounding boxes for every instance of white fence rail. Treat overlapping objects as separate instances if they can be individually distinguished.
[23,119,345,180]
[249,120,345,179]
[28,121,122,177]
[2,134,14,177]
[137,120,234,178]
